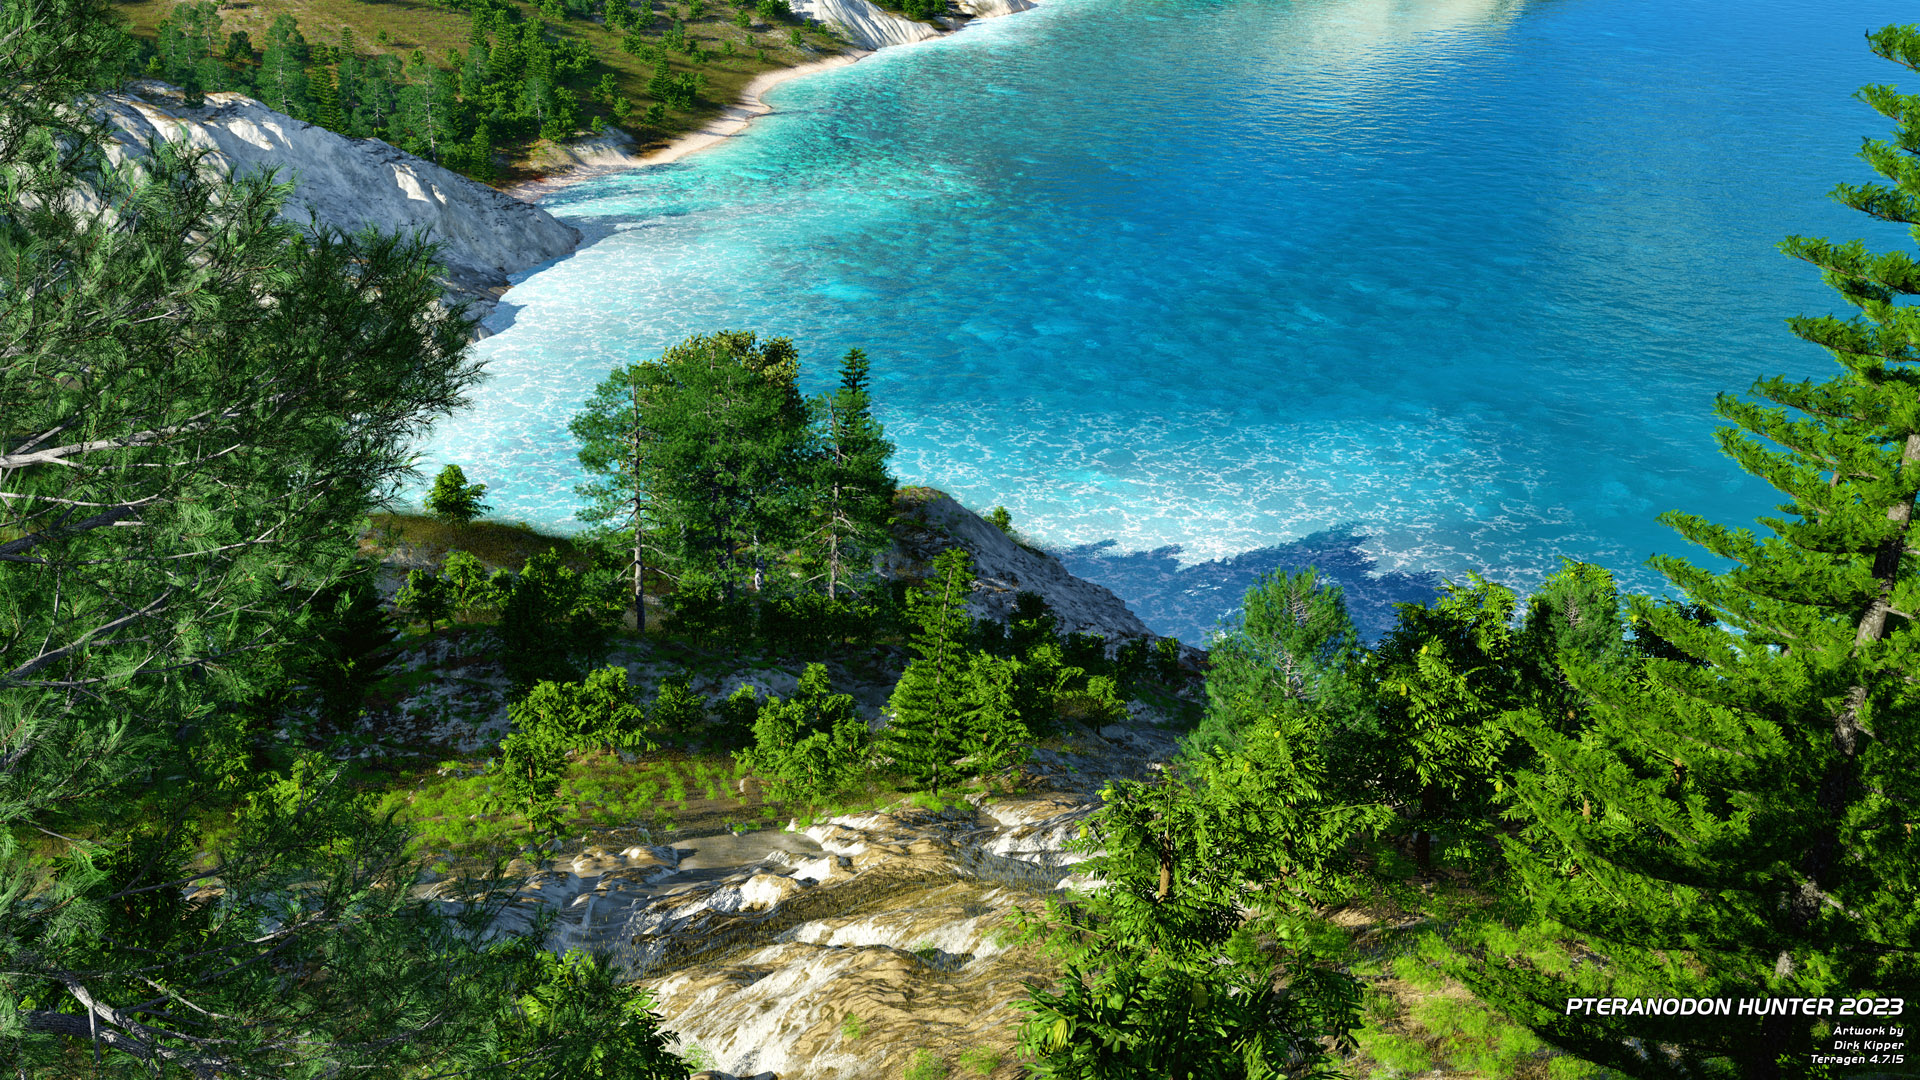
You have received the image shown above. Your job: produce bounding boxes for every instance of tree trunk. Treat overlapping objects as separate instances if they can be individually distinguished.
[1759,431,1918,1080]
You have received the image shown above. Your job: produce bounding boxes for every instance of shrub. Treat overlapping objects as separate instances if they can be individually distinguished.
[903,1049,948,1080]
[396,568,453,632]
[755,0,789,20]
[500,549,614,688]
[957,1047,1002,1076]
[442,549,512,615]
[738,663,868,803]
[424,463,491,524]
[510,667,654,752]
[648,672,709,739]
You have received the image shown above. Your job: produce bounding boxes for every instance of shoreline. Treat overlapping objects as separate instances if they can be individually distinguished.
[502,51,871,204]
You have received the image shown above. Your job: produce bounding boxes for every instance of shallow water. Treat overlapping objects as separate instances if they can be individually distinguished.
[418,0,1912,640]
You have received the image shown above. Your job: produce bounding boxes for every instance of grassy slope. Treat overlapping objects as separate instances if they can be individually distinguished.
[111,0,854,180]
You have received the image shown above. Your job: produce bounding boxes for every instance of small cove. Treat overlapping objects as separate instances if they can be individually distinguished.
[419,0,1914,640]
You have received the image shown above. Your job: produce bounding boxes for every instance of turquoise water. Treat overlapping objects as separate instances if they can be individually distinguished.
[419,0,1914,641]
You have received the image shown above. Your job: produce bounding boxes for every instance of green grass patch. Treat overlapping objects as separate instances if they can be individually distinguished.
[956,1047,1001,1076]
[363,513,583,574]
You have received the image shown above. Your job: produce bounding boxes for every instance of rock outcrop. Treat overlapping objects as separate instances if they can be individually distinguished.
[791,0,942,50]
[423,720,1185,1080]
[951,0,1034,18]
[91,82,582,333]
[887,490,1157,645]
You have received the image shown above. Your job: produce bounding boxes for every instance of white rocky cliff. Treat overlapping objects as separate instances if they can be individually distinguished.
[91,81,582,330]
[792,0,1033,53]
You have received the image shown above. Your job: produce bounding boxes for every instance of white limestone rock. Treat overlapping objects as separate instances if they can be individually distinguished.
[791,0,940,49]
[91,82,581,330]
[952,0,1033,17]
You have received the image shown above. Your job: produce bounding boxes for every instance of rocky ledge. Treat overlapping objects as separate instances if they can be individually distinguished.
[90,81,582,335]
[425,716,1185,1080]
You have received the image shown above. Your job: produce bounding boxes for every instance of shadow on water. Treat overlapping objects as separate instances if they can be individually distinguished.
[1054,526,1443,645]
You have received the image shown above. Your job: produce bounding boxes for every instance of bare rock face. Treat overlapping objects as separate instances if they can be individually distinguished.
[952,0,1034,17]
[790,0,941,49]
[90,82,581,331]
[887,490,1152,642]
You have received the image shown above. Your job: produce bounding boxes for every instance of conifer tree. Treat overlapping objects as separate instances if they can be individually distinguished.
[1180,567,1362,762]
[644,331,810,605]
[882,547,976,794]
[571,361,666,631]
[424,462,491,524]
[1465,26,1920,1078]
[804,347,896,601]
[0,1,686,1070]
[1355,575,1523,874]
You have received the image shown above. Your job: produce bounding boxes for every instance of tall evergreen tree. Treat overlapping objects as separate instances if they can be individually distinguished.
[1464,25,1920,1078]
[882,547,976,795]
[0,3,685,1071]
[570,362,667,631]
[645,331,810,605]
[256,13,309,117]
[804,347,896,601]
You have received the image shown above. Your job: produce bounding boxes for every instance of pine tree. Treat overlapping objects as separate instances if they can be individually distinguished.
[1356,575,1523,874]
[1179,567,1362,762]
[257,13,309,117]
[0,0,686,1069]
[644,331,810,606]
[570,362,667,631]
[424,462,490,523]
[881,547,976,795]
[805,347,897,602]
[1464,25,1920,1078]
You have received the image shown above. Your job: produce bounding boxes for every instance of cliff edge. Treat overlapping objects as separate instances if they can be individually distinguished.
[92,81,582,334]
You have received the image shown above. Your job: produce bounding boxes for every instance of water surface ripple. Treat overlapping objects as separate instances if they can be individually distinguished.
[419,0,1912,641]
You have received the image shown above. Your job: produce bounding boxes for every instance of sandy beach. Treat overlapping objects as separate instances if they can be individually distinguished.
[503,51,871,204]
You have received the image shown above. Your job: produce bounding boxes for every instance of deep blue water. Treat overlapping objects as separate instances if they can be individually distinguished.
[417,0,1915,642]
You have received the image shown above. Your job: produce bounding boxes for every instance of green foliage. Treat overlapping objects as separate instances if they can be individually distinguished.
[957,1046,1002,1076]
[882,548,978,794]
[711,682,761,747]
[398,567,455,631]
[984,505,1014,536]
[647,671,710,740]
[738,663,869,803]
[511,666,655,751]
[1354,574,1525,874]
[0,0,653,1064]
[803,347,898,605]
[1455,25,1920,1078]
[1015,954,1356,1080]
[492,948,693,1078]
[499,549,614,688]
[755,0,790,20]
[571,360,668,630]
[296,574,403,733]
[444,548,514,614]
[1182,568,1361,762]
[841,1013,868,1042]
[498,669,654,841]
[426,463,492,524]
[903,1048,949,1080]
